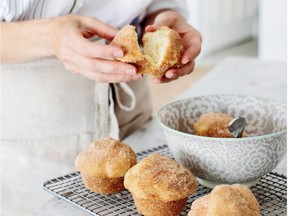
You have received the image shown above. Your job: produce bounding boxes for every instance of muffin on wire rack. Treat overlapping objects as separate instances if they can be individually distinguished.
[188,184,260,216]
[75,137,137,194]
[124,153,197,216]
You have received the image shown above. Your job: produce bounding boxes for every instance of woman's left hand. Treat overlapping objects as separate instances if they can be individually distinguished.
[145,10,202,83]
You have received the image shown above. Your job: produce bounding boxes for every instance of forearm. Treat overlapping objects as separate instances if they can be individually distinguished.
[1,19,53,64]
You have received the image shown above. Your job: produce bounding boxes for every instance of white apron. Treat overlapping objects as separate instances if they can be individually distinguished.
[1,57,152,216]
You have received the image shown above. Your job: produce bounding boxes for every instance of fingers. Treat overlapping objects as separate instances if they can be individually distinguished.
[153,61,195,84]
[79,57,137,75]
[61,50,143,83]
[75,40,125,59]
[145,25,157,32]
[181,29,202,64]
[50,15,125,60]
[67,30,124,59]
[145,17,176,32]
[65,61,143,83]
[145,13,202,66]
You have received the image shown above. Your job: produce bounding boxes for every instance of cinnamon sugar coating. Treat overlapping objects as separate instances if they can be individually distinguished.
[188,195,210,216]
[75,137,136,194]
[110,25,146,65]
[111,25,183,77]
[193,112,234,138]
[124,153,197,202]
[188,184,260,216]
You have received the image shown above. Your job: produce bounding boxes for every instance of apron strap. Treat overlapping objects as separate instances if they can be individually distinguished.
[94,83,110,139]
[113,82,136,111]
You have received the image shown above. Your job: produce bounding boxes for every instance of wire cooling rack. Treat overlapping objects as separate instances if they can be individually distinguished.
[43,145,287,216]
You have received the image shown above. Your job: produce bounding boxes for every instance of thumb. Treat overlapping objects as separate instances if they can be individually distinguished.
[79,16,119,40]
[145,25,157,32]
[145,13,178,32]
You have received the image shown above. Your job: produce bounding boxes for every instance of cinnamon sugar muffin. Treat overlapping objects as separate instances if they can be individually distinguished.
[111,25,183,77]
[188,184,260,216]
[193,112,234,138]
[124,153,197,216]
[75,137,137,194]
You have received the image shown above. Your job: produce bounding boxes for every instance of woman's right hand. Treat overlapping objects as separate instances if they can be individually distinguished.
[47,15,141,83]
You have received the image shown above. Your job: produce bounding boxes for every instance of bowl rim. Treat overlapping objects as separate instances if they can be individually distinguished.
[156,94,287,140]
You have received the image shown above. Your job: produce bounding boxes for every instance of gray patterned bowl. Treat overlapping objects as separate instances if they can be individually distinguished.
[156,95,287,188]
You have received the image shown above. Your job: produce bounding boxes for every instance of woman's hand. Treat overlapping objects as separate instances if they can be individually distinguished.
[47,15,141,83]
[144,10,202,84]
[2,15,141,83]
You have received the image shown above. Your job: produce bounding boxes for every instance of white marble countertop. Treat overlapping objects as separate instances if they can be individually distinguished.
[31,57,287,216]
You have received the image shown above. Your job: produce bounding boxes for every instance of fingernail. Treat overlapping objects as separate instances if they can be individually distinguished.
[166,71,175,78]
[154,79,161,84]
[125,68,136,75]
[182,58,190,64]
[113,50,124,58]
[132,74,143,80]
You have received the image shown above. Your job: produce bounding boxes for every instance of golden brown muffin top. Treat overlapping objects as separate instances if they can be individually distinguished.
[188,184,260,216]
[193,112,234,138]
[124,153,197,202]
[188,194,210,216]
[75,137,137,178]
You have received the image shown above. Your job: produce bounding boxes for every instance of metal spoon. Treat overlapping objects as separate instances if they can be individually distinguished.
[228,116,246,138]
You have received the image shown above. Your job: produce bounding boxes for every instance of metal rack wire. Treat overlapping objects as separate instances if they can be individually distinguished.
[43,145,287,216]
